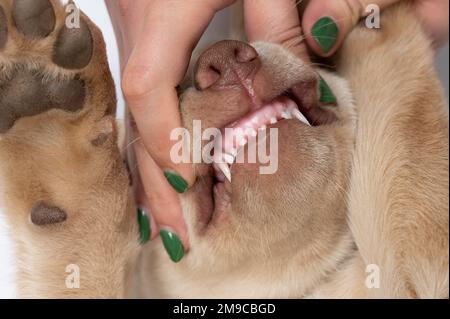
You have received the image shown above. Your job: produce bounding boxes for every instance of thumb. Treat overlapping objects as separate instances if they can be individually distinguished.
[303,0,399,57]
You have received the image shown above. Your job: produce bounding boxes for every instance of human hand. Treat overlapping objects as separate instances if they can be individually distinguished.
[106,0,236,262]
[301,0,449,57]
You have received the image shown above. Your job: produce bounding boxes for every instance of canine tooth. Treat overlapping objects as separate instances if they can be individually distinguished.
[216,162,231,182]
[270,117,277,124]
[282,111,292,119]
[291,109,311,126]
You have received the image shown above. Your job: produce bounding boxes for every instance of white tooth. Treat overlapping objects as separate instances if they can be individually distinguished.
[270,117,277,124]
[249,129,257,137]
[282,111,292,119]
[259,125,266,131]
[216,162,231,182]
[291,109,311,126]
[223,153,235,164]
[240,138,248,147]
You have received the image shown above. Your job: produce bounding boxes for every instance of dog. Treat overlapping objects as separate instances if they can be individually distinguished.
[0,0,448,298]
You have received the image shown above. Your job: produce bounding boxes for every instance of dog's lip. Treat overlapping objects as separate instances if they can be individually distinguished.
[194,167,231,230]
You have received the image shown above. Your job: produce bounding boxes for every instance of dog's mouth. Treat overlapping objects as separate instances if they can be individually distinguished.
[194,85,316,231]
[186,41,340,233]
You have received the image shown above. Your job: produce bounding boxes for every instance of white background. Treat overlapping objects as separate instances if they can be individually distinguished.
[0,0,448,298]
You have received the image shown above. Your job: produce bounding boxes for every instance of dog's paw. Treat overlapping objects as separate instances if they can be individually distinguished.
[0,1,138,298]
[0,0,115,134]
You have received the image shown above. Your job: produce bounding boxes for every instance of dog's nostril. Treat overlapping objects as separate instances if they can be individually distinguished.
[195,40,260,90]
[195,65,221,90]
[209,65,221,76]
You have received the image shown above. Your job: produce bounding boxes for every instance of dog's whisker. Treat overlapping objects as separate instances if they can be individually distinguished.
[124,136,142,152]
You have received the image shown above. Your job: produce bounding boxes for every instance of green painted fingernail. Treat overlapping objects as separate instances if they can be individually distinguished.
[311,17,339,54]
[164,170,188,193]
[137,208,151,244]
[160,229,185,263]
[319,76,337,104]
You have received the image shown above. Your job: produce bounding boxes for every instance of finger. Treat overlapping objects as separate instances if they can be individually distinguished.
[122,0,235,191]
[414,0,449,49]
[244,0,309,61]
[303,0,399,57]
[135,140,189,263]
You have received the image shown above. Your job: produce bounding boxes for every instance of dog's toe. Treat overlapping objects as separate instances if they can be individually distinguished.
[12,0,56,38]
[53,16,93,69]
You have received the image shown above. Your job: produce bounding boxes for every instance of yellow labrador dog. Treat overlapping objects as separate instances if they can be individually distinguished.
[0,0,448,298]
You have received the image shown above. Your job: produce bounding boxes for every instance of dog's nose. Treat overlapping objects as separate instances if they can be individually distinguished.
[195,40,261,90]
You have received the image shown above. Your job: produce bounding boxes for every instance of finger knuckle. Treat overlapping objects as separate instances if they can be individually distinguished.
[121,65,153,99]
[274,25,303,49]
[147,192,176,209]
[341,0,366,22]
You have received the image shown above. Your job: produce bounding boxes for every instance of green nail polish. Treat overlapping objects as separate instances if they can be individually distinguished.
[137,208,151,244]
[160,229,185,263]
[319,77,337,104]
[164,170,188,193]
[311,17,339,54]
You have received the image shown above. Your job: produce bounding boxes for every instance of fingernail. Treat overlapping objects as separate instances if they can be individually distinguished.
[319,76,337,104]
[137,208,151,245]
[164,170,188,193]
[311,17,339,54]
[160,229,185,263]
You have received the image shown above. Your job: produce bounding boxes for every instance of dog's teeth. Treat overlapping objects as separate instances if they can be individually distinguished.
[270,117,277,124]
[223,153,235,164]
[259,125,267,131]
[291,109,311,126]
[282,111,292,119]
[239,138,248,147]
[249,129,257,137]
[216,162,231,182]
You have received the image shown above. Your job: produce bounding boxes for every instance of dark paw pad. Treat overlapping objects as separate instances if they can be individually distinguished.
[0,69,86,133]
[52,18,93,69]
[31,201,67,226]
[13,0,56,38]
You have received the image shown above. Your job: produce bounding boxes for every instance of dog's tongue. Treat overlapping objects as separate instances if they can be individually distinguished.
[213,95,310,182]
